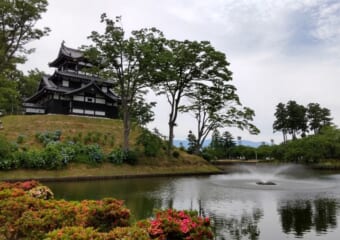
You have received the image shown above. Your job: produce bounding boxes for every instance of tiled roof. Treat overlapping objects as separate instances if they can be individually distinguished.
[60,44,83,58]
[55,70,115,85]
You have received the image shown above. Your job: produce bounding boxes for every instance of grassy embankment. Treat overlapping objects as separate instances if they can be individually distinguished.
[0,115,220,181]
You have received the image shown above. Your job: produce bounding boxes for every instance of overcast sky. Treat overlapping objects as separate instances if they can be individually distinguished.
[21,0,340,143]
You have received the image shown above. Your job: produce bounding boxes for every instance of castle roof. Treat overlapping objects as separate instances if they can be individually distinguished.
[49,42,89,68]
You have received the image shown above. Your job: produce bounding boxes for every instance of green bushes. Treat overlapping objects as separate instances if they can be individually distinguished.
[108,149,138,165]
[0,181,214,240]
[35,130,62,145]
[0,136,137,170]
[86,144,104,164]
[137,128,164,157]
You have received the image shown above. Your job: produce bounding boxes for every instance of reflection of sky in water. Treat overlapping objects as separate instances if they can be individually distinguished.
[145,168,340,240]
[48,166,340,240]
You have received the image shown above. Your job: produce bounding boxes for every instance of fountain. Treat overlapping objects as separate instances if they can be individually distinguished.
[211,164,334,191]
[239,164,295,186]
[256,180,276,185]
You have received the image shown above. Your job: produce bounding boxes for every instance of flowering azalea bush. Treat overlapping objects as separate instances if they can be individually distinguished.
[46,226,150,240]
[0,181,214,240]
[0,181,131,239]
[138,209,213,240]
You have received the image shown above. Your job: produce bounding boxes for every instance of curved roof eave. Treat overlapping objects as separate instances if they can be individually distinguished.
[64,81,120,101]
[49,42,84,67]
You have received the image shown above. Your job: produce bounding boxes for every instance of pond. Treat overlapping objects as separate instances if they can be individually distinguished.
[46,164,340,240]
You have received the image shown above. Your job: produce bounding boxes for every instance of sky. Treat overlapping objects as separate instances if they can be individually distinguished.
[21,0,340,144]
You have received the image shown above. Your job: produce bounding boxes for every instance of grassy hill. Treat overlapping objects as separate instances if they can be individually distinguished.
[0,114,128,152]
[0,115,219,180]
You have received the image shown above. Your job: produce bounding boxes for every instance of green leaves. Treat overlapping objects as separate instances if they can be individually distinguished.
[273,101,333,142]
[85,14,163,150]
[0,0,50,72]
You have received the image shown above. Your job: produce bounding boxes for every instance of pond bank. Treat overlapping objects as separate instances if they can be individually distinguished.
[0,163,222,182]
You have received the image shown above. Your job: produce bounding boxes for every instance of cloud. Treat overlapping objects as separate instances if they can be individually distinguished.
[19,0,340,144]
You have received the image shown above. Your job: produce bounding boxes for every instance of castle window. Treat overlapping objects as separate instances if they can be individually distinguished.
[62,80,69,87]
[85,97,93,102]
[96,98,105,104]
[73,95,84,101]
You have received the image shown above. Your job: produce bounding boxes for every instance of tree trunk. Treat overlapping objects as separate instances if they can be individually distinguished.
[122,102,130,151]
[168,121,175,156]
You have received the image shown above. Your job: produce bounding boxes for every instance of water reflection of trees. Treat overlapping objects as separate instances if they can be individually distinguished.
[278,198,338,237]
[208,208,263,240]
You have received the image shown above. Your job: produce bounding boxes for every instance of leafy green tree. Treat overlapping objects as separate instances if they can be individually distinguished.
[0,71,20,114]
[273,101,308,141]
[186,130,197,154]
[286,100,308,139]
[130,100,156,127]
[184,79,258,154]
[86,14,163,150]
[150,40,207,154]
[273,103,289,143]
[203,129,236,158]
[307,103,333,134]
[0,0,50,72]
[17,69,43,100]
[152,39,258,155]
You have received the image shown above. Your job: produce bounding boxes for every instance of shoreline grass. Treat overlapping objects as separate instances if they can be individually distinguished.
[0,163,221,182]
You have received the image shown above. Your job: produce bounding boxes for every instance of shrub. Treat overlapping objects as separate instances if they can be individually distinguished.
[0,158,20,170]
[0,182,131,240]
[125,149,138,165]
[83,198,130,231]
[173,150,180,158]
[35,130,62,146]
[45,227,102,240]
[86,144,104,164]
[0,135,13,159]
[0,181,214,240]
[137,128,163,157]
[42,142,67,169]
[16,134,26,144]
[105,226,150,240]
[46,226,150,240]
[108,148,126,165]
[201,151,213,162]
[108,148,138,165]
[138,209,213,240]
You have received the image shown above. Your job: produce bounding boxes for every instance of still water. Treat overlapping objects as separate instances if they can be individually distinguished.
[46,165,340,240]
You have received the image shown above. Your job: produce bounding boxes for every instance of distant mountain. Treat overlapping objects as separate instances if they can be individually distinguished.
[173,139,268,148]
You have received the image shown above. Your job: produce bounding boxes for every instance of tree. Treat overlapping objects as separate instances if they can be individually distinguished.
[286,100,308,139]
[237,136,242,146]
[86,14,163,150]
[186,130,197,154]
[150,40,206,154]
[17,69,43,100]
[273,103,289,143]
[0,72,20,114]
[307,103,333,134]
[0,0,50,72]
[273,101,308,141]
[152,39,258,155]
[184,80,258,154]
